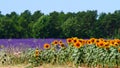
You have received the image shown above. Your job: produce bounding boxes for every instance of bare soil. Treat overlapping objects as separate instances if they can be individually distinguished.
[0,64,98,68]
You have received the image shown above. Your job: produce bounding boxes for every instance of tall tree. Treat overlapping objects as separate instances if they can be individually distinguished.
[76,10,98,38]
[32,10,44,22]
[48,11,62,38]
[61,17,80,38]
[18,10,32,38]
[32,15,50,38]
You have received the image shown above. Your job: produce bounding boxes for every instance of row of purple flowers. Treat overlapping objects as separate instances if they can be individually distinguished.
[0,38,66,49]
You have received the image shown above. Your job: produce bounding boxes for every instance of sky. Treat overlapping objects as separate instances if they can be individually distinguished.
[0,0,120,15]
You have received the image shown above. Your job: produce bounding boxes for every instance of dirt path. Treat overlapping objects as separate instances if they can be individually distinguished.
[0,66,91,68]
[0,64,91,68]
[0,64,30,68]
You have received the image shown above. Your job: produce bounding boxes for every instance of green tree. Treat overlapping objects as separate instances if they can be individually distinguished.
[18,10,32,38]
[97,12,120,38]
[32,10,44,22]
[0,12,20,38]
[61,17,80,38]
[32,15,50,38]
[48,11,62,38]
[76,10,97,38]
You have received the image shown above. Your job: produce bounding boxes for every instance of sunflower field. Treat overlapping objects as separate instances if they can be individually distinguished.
[0,37,120,68]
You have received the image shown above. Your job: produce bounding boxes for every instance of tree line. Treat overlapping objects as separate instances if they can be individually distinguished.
[0,10,120,39]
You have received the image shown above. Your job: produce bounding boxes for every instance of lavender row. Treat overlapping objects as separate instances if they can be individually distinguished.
[0,38,66,49]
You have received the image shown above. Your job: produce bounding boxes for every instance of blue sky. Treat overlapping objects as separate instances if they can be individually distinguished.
[0,0,120,14]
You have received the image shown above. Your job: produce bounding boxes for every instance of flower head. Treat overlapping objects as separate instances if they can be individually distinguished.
[87,40,92,45]
[74,41,82,48]
[52,40,58,45]
[97,41,105,48]
[59,43,65,48]
[59,40,63,45]
[66,38,73,44]
[44,43,50,49]
[90,38,96,44]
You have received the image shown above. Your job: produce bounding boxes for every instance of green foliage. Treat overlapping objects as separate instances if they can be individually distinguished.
[32,15,50,38]
[61,17,78,37]
[0,10,120,38]
[27,44,120,68]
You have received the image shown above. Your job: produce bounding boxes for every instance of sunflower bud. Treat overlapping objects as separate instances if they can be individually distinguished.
[35,48,39,57]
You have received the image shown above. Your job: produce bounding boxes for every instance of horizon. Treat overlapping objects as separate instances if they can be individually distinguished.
[0,0,120,15]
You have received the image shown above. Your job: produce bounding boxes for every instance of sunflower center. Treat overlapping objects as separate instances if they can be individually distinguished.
[46,45,49,48]
[68,40,71,42]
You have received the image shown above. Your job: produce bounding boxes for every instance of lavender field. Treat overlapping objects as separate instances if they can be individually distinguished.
[0,39,66,49]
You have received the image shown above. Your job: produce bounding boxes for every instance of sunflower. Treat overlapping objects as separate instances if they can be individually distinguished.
[115,39,120,45]
[59,40,63,45]
[97,41,105,48]
[104,42,110,50]
[59,43,65,48]
[95,39,103,46]
[44,43,50,49]
[35,48,39,57]
[90,38,96,44]
[109,40,115,46]
[74,41,82,48]
[104,42,110,47]
[72,37,78,43]
[78,39,83,44]
[87,40,92,45]
[66,38,73,44]
[52,40,58,45]
[95,39,100,44]
[113,42,119,47]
